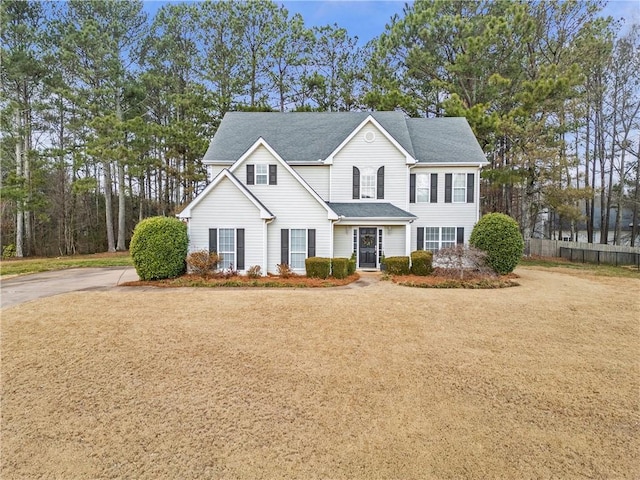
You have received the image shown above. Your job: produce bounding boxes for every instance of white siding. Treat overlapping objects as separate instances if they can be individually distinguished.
[382,225,406,257]
[333,226,356,259]
[292,165,330,199]
[331,122,407,204]
[188,177,264,272]
[409,166,481,248]
[207,165,227,181]
[235,145,332,274]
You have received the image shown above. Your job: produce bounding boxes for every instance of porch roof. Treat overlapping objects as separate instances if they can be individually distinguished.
[327,202,417,221]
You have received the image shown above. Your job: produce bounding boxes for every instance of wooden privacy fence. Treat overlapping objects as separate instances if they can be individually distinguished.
[527,239,640,268]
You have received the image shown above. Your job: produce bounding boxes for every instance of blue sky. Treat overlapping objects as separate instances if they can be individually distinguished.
[143,0,639,43]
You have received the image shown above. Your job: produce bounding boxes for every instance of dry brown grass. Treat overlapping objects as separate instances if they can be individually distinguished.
[2,267,639,479]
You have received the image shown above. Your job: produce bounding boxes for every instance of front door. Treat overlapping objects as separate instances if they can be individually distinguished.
[359,228,377,268]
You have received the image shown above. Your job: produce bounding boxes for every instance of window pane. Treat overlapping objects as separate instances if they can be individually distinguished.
[219,228,235,269]
[425,227,439,252]
[256,164,268,184]
[361,168,375,199]
[442,227,456,248]
[291,252,305,269]
[453,173,466,202]
[416,174,429,202]
[290,229,306,269]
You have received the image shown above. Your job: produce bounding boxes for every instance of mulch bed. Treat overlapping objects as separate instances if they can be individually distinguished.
[123,273,360,288]
[391,268,519,288]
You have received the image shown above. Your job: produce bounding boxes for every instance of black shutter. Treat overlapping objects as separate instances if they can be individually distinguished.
[445,173,452,203]
[209,228,217,253]
[467,173,474,203]
[352,166,360,199]
[269,164,277,185]
[409,173,416,203]
[417,227,424,250]
[281,229,289,265]
[456,227,464,245]
[236,229,245,270]
[377,166,384,199]
[246,164,254,185]
[430,173,438,203]
[307,229,316,257]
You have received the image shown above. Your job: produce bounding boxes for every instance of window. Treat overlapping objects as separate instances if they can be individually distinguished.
[247,164,276,185]
[411,173,436,203]
[290,229,307,269]
[425,227,439,251]
[419,227,463,252]
[361,168,375,199]
[416,174,430,203]
[218,228,235,269]
[445,173,474,203]
[256,164,268,185]
[441,227,456,249]
[453,173,466,202]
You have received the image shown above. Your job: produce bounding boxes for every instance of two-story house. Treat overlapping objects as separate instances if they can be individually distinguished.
[178,111,488,274]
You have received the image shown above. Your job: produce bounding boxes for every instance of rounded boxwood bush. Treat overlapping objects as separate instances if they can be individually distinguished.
[130,216,188,280]
[410,250,433,276]
[469,213,524,274]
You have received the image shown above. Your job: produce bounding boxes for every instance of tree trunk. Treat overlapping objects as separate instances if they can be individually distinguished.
[116,95,127,251]
[104,161,116,252]
[14,109,24,258]
[631,136,640,247]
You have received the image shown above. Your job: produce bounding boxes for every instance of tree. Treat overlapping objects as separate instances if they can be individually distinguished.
[1,0,50,256]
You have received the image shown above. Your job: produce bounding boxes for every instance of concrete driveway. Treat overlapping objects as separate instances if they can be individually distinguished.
[0,267,139,309]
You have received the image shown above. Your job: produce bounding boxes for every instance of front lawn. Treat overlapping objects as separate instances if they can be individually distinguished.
[0,251,133,276]
[2,268,638,479]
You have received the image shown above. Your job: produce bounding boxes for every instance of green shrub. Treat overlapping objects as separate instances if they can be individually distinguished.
[410,250,433,276]
[305,257,331,279]
[348,252,356,275]
[2,244,16,259]
[186,250,220,276]
[384,256,410,275]
[130,216,188,280]
[469,213,524,274]
[331,257,349,279]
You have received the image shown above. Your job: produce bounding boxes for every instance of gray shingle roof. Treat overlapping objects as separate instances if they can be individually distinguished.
[327,202,417,219]
[204,112,487,165]
[406,117,487,164]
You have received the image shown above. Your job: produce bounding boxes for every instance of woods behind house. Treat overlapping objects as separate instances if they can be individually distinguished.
[1,0,639,256]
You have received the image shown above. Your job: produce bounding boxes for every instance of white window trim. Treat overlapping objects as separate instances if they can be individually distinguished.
[218,228,236,270]
[453,173,466,203]
[255,164,268,185]
[423,226,457,252]
[416,173,430,203]
[289,228,307,271]
[360,167,376,199]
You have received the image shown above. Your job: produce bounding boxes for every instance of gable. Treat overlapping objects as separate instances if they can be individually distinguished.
[229,138,339,220]
[178,169,273,219]
[326,116,415,165]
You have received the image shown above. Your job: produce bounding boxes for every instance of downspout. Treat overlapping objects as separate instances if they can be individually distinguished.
[476,165,483,223]
[263,217,275,276]
[330,215,346,259]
